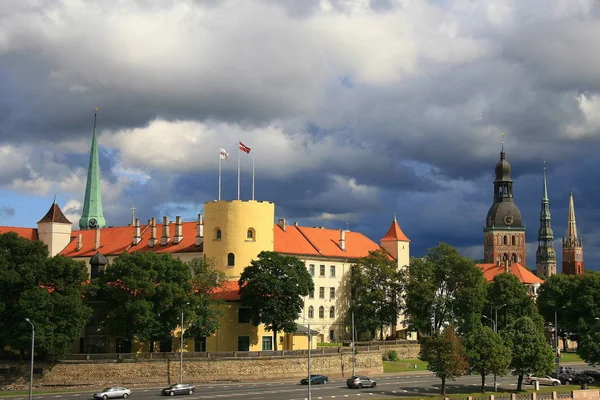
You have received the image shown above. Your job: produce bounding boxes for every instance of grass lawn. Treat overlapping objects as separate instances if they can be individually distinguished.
[560,352,583,363]
[383,358,428,373]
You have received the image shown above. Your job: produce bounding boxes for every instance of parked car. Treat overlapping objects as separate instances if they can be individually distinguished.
[346,376,377,389]
[93,387,131,400]
[550,373,573,385]
[566,373,594,385]
[161,384,195,396]
[582,370,600,380]
[526,375,561,386]
[559,366,576,375]
[300,374,328,385]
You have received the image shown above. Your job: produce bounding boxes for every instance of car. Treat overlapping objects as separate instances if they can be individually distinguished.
[160,384,195,396]
[93,387,131,400]
[559,366,576,375]
[565,373,594,385]
[346,376,377,389]
[526,375,561,386]
[550,373,573,385]
[300,374,328,385]
[582,370,600,380]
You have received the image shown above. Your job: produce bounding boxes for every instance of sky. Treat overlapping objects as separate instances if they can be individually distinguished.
[1,0,600,269]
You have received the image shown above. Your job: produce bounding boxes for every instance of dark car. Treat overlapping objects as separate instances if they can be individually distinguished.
[566,373,594,385]
[582,370,600,380]
[161,384,195,396]
[550,373,573,385]
[346,376,377,389]
[300,374,328,385]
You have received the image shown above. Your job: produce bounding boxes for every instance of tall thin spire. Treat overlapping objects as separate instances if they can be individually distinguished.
[566,190,578,241]
[79,108,106,230]
[536,163,556,278]
[562,190,584,275]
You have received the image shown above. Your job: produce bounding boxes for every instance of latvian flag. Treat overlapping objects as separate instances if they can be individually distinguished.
[238,141,251,154]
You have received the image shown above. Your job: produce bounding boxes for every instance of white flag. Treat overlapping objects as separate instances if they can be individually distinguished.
[220,148,229,160]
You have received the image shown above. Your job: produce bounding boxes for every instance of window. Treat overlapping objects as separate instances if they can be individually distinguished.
[309,264,315,276]
[330,287,335,299]
[320,265,325,276]
[330,265,336,277]
[512,253,517,263]
[512,236,516,246]
[329,306,335,318]
[319,306,325,318]
[238,308,250,323]
[308,289,314,299]
[503,235,507,245]
[262,336,273,351]
[237,336,250,351]
[247,228,255,240]
[194,337,206,352]
[319,287,325,298]
[308,306,314,318]
[329,330,335,341]
[227,253,235,267]
[215,229,222,239]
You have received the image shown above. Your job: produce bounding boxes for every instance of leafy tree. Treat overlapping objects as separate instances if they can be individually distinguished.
[486,273,536,332]
[0,232,91,359]
[238,251,314,351]
[350,249,405,340]
[537,273,581,347]
[464,324,511,392]
[405,243,487,336]
[420,325,468,395]
[94,252,224,347]
[502,316,554,390]
[577,330,600,366]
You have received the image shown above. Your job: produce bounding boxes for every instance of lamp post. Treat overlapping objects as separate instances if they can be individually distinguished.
[297,316,312,400]
[555,306,566,375]
[482,315,496,333]
[493,304,506,333]
[179,310,184,384]
[25,318,34,400]
[351,312,356,377]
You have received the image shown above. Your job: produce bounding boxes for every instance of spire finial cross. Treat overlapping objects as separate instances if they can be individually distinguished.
[501,132,505,152]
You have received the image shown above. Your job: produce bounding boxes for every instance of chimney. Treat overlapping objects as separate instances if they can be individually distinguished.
[294,221,299,227]
[174,216,183,244]
[504,258,509,273]
[76,233,83,251]
[340,229,346,251]
[149,218,157,247]
[195,214,203,246]
[133,219,142,245]
[161,216,170,246]
[94,227,100,250]
[278,218,286,231]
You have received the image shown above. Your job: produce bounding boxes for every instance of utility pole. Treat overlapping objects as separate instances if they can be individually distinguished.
[351,312,356,377]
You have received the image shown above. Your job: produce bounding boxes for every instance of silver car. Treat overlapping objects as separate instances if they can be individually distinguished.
[93,387,132,399]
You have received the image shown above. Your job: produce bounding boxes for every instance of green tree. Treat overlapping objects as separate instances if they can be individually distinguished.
[405,243,487,336]
[0,232,91,359]
[577,330,600,366]
[94,252,224,347]
[486,273,536,332]
[537,273,581,347]
[464,324,511,392]
[420,325,468,395]
[238,251,314,351]
[502,316,554,390]
[350,249,405,340]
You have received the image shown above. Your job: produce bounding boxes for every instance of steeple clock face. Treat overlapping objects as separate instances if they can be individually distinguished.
[88,218,97,228]
[487,216,493,226]
[504,215,514,226]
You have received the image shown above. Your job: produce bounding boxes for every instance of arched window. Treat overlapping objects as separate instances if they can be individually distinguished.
[319,306,325,319]
[308,306,314,319]
[227,253,235,267]
[511,236,516,246]
[246,228,255,240]
[503,235,507,245]
[215,228,222,239]
[329,306,335,319]
[512,253,517,263]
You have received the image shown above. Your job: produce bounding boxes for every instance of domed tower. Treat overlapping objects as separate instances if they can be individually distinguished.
[90,252,108,279]
[203,200,275,279]
[483,145,526,266]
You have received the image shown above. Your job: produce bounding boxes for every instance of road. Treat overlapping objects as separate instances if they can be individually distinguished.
[6,363,595,400]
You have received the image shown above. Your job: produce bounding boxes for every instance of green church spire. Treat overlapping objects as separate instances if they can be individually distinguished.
[536,163,556,278]
[79,108,106,230]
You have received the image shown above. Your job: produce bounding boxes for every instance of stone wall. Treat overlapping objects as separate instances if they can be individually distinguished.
[1,351,382,388]
[375,343,420,359]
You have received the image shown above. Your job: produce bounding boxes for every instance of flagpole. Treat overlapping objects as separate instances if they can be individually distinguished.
[252,154,255,201]
[218,153,222,201]
[237,141,240,200]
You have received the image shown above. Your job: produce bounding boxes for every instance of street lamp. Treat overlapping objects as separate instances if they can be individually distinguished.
[482,315,496,333]
[555,306,567,375]
[25,318,34,400]
[179,302,189,384]
[297,315,312,400]
[493,304,506,333]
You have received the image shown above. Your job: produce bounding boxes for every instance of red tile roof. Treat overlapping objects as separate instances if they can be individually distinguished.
[211,280,241,301]
[60,222,202,257]
[0,226,38,241]
[274,225,382,259]
[380,220,410,242]
[37,202,71,224]
[477,263,544,285]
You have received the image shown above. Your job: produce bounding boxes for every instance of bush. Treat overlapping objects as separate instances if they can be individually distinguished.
[382,350,399,362]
